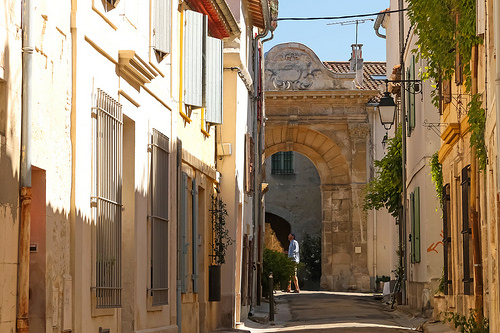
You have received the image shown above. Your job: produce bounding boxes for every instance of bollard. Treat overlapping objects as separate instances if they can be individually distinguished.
[269,272,274,322]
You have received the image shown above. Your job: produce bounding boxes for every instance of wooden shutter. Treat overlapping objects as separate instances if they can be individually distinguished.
[152,0,171,56]
[204,36,223,124]
[183,10,204,107]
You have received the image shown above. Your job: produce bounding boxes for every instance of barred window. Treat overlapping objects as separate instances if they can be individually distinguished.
[92,89,123,308]
[149,129,170,305]
[271,152,294,175]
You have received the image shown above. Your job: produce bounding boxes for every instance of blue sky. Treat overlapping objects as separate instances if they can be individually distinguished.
[264,0,389,62]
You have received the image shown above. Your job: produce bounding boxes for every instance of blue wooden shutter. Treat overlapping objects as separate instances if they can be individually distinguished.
[183,10,204,107]
[180,172,189,293]
[191,179,199,293]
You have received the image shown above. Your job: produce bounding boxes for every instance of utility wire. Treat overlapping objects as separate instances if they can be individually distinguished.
[275,8,407,22]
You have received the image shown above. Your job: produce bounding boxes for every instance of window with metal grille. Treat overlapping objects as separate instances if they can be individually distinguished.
[92,89,123,308]
[149,129,170,305]
[461,165,473,295]
[271,152,294,175]
[442,184,453,295]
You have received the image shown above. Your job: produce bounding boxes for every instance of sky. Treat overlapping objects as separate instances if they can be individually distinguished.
[264,0,390,62]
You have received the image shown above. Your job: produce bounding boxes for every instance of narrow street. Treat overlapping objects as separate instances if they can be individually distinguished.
[239,291,433,333]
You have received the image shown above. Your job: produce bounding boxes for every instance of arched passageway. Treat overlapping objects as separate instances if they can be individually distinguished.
[264,43,379,291]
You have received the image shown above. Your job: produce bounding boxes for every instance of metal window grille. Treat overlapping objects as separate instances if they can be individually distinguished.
[149,129,170,305]
[461,165,473,295]
[92,89,123,308]
[442,184,452,295]
[271,152,294,175]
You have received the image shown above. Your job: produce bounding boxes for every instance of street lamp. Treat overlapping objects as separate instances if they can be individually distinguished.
[377,91,397,130]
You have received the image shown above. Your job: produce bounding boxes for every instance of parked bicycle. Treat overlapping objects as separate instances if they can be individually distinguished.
[387,269,402,309]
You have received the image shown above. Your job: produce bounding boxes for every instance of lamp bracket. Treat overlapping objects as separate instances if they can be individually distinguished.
[423,120,447,137]
[383,78,423,95]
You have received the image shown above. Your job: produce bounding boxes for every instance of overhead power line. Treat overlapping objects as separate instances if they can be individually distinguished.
[275,8,407,22]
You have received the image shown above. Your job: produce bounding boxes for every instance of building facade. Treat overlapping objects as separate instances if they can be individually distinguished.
[0,0,274,332]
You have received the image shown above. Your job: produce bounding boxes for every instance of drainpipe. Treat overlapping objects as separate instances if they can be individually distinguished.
[494,0,500,217]
[17,0,34,331]
[250,0,272,319]
[398,0,407,305]
[470,44,483,323]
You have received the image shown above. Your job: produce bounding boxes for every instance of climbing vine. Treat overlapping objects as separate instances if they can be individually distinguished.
[363,127,403,218]
[468,94,487,171]
[429,152,443,208]
[406,0,486,170]
[407,0,481,100]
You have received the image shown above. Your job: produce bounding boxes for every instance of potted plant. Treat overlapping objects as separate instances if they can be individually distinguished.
[209,194,233,301]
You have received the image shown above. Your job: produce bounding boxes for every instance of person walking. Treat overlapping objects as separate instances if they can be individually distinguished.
[287,233,300,293]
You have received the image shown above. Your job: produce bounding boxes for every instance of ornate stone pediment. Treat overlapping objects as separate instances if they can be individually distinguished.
[265,43,356,92]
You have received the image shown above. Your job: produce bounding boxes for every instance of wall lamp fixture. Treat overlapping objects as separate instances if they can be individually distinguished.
[375,78,422,131]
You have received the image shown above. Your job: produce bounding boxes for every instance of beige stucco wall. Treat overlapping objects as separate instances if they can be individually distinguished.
[0,1,22,331]
[384,0,443,312]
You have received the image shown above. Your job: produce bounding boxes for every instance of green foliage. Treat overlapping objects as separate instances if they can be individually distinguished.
[210,195,234,265]
[435,267,446,294]
[363,126,403,218]
[468,94,487,171]
[262,249,296,295]
[299,233,321,282]
[407,0,482,105]
[430,152,444,208]
[444,310,489,333]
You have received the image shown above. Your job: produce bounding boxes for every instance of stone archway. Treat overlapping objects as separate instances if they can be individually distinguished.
[264,43,379,292]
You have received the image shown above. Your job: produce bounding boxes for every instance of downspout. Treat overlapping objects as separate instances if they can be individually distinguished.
[17,0,34,331]
[250,0,272,318]
[494,0,500,220]
[470,44,483,322]
[398,0,407,305]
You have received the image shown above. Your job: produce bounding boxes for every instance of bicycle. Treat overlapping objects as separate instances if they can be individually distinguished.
[387,270,402,309]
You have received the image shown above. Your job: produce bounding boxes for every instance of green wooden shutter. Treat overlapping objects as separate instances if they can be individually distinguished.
[409,56,416,131]
[414,187,421,263]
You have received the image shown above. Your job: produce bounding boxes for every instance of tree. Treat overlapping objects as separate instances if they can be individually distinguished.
[363,127,402,218]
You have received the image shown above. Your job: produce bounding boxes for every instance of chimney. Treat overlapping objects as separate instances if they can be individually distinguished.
[349,44,364,87]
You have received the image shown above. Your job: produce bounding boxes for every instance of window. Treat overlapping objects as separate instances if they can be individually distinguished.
[443,184,453,295]
[92,89,123,308]
[152,0,171,59]
[406,56,416,136]
[149,129,170,306]
[461,165,473,295]
[410,187,421,263]
[271,152,294,175]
